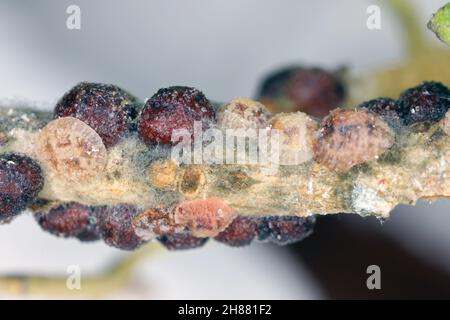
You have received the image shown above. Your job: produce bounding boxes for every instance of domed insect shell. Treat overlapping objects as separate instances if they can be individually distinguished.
[36,117,107,183]
[358,97,403,130]
[257,215,316,245]
[313,108,395,173]
[35,202,100,241]
[212,98,272,167]
[216,98,271,130]
[214,216,258,247]
[54,82,139,148]
[174,198,237,238]
[138,86,215,146]
[0,153,44,220]
[257,66,347,116]
[96,204,145,250]
[397,81,450,126]
[269,112,318,166]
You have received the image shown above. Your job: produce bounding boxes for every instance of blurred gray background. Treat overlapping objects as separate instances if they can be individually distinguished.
[0,0,449,299]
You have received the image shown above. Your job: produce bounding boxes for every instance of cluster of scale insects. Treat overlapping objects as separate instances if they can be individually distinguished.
[0,66,449,250]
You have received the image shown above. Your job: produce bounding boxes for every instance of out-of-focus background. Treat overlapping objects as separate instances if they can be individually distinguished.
[0,0,449,299]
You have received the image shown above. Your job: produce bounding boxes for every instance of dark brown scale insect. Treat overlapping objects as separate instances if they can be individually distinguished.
[359,97,403,129]
[398,81,450,125]
[54,82,138,147]
[214,216,258,247]
[258,66,346,117]
[258,66,297,99]
[0,153,43,220]
[158,233,208,250]
[286,68,346,117]
[35,202,100,241]
[138,86,215,145]
[96,204,144,250]
[257,216,316,245]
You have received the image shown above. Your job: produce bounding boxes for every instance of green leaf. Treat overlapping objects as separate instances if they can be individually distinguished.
[428,3,450,46]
